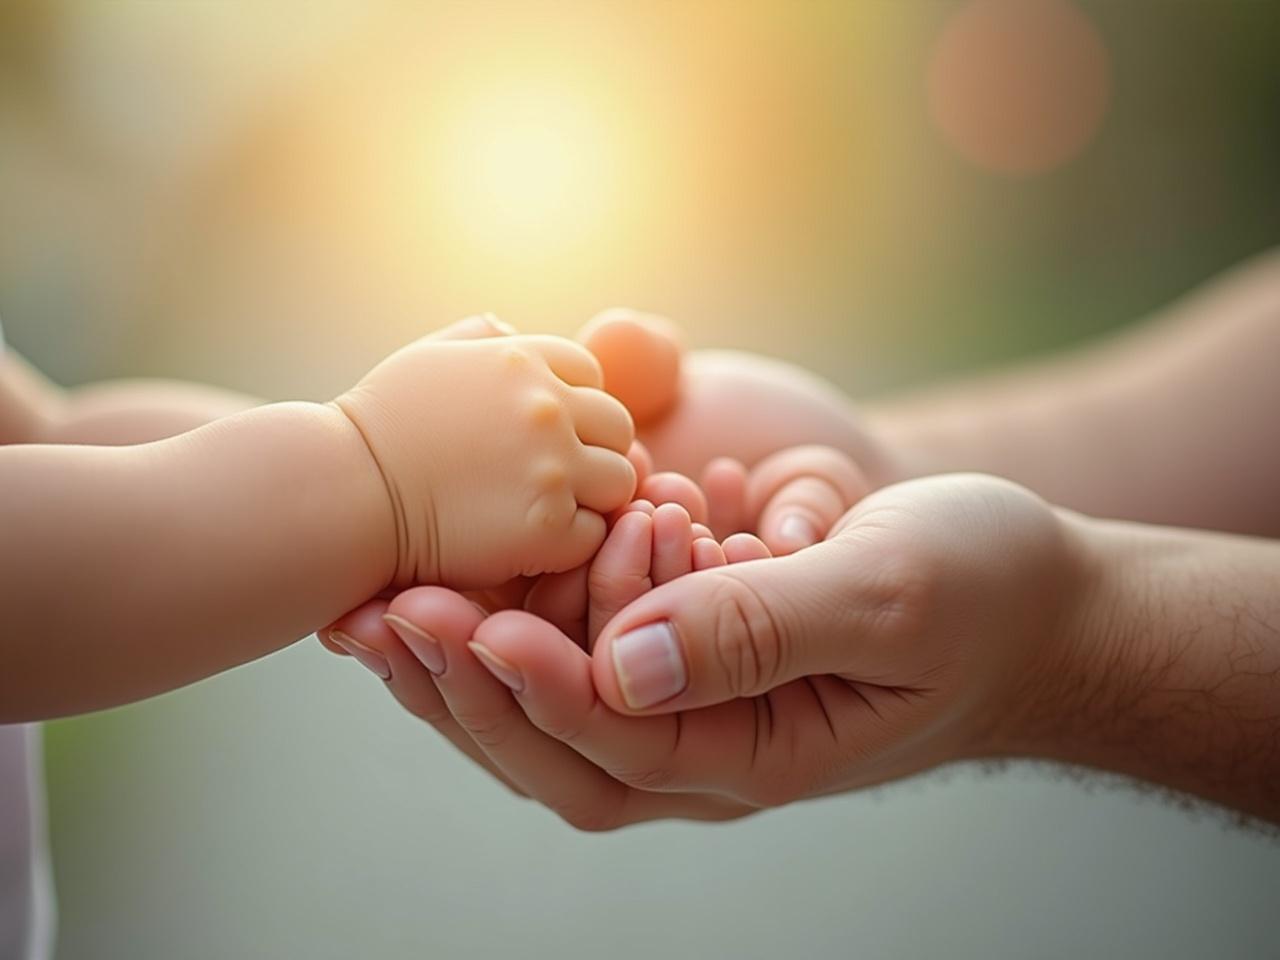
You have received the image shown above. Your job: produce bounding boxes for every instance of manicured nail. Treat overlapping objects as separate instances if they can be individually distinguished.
[778,513,819,547]
[329,630,391,680]
[382,614,445,675]
[611,622,687,709]
[468,642,525,693]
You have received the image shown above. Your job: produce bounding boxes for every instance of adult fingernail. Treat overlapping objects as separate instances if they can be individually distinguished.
[383,614,445,675]
[612,622,687,709]
[329,630,391,680]
[468,642,525,693]
[779,513,819,547]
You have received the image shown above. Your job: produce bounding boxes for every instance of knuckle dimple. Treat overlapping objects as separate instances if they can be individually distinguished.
[503,345,531,368]
[525,391,564,428]
[532,457,569,493]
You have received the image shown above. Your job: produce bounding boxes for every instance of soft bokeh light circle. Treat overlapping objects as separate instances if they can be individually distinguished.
[432,81,619,258]
[928,0,1110,176]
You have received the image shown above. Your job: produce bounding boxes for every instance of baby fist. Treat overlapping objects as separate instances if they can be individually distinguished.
[336,332,636,589]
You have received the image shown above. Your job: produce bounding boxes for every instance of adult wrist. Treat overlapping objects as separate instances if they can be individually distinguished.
[963,506,1119,764]
[980,513,1280,820]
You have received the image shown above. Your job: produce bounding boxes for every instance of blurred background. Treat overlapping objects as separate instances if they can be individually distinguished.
[2,0,1278,957]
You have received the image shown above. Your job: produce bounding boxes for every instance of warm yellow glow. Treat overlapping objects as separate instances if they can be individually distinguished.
[430,80,621,263]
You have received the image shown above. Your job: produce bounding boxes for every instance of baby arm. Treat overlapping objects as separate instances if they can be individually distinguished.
[0,330,635,721]
[0,348,258,446]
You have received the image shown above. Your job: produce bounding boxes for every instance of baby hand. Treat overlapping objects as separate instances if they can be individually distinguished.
[509,497,772,652]
[335,331,636,589]
[516,444,866,647]
[629,444,869,554]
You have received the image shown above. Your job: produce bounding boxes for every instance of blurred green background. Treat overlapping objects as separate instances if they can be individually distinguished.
[2,1,1278,957]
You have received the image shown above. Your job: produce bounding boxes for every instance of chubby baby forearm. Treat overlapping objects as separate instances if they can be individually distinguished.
[1,331,636,721]
[1,348,259,447]
[0,402,394,720]
[46,379,261,446]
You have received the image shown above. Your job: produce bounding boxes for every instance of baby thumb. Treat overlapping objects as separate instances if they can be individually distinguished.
[591,540,859,714]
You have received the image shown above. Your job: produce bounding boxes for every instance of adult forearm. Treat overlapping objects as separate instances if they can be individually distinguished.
[0,402,393,720]
[1000,516,1280,822]
[869,250,1280,535]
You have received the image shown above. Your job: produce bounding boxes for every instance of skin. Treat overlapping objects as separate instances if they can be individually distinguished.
[0,316,636,720]
[0,348,260,447]
[327,481,786,825]
[872,248,1280,537]
[340,249,1280,825]
[344,473,1280,826]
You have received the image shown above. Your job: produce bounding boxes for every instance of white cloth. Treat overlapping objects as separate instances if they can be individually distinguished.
[0,319,55,960]
[0,727,53,960]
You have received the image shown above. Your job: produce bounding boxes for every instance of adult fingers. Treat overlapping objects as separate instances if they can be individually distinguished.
[395,596,742,829]
[326,591,526,797]
[479,609,873,810]
[523,564,589,648]
[591,539,867,713]
[472,610,761,811]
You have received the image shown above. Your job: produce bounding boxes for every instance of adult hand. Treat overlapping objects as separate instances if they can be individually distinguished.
[329,473,1091,827]
[578,309,902,494]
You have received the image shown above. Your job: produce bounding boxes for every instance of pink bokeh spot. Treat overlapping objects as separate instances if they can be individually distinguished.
[928,0,1111,176]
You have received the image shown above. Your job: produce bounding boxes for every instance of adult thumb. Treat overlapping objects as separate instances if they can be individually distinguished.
[591,539,861,714]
